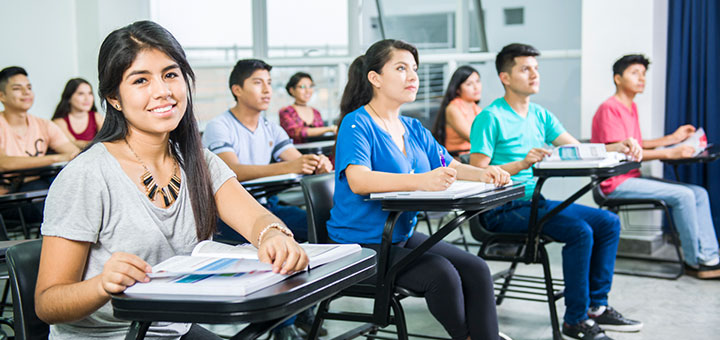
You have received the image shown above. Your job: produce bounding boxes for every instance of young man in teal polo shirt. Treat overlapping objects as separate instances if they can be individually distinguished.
[469,43,643,340]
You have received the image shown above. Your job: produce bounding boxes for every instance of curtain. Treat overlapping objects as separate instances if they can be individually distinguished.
[665,0,720,239]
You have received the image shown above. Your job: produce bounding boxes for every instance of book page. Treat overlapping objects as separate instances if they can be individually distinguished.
[192,240,258,259]
[369,180,504,200]
[544,144,607,162]
[148,255,272,278]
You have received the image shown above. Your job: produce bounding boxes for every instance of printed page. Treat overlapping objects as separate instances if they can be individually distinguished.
[192,240,258,259]
[148,255,272,278]
[544,144,607,162]
[370,180,505,200]
[126,270,287,296]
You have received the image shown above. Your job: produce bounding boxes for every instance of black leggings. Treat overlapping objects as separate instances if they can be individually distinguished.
[180,324,223,340]
[363,232,498,340]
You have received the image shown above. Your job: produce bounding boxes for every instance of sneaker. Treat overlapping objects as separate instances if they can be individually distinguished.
[295,308,328,336]
[562,319,613,340]
[272,324,304,340]
[588,306,642,332]
[685,262,720,279]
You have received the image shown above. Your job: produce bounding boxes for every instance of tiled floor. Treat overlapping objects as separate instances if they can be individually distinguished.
[205,224,720,340]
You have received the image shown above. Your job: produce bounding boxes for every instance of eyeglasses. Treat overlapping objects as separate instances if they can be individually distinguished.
[296,84,315,90]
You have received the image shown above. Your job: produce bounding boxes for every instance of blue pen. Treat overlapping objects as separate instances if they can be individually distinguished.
[439,148,447,167]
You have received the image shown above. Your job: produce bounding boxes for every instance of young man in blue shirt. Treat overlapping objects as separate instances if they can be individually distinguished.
[202,59,331,339]
[469,43,642,340]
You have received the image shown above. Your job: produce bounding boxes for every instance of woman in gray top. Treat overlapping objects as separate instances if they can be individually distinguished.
[34,21,308,340]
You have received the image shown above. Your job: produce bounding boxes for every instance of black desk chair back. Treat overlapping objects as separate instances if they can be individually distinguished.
[300,173,440,340]
[6,239,49,340]
[469,215,565,340]
[592,185,684,279]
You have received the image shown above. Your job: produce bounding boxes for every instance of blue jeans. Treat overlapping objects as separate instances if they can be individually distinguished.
[215,195,308,244]
[481,198,621,325]
[609,177,720,266]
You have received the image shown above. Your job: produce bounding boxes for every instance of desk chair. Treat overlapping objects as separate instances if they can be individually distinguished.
[300,173,447,340]
[6,239,49,340]
[591,186,684,279]
[469,216,565,340]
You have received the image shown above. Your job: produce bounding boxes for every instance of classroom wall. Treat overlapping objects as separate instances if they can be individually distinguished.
[580,0,668,151]
[0,0,150,119]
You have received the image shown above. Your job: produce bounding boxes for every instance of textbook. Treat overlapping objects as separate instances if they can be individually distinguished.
[369,180,508,200]
[124,241,361,296]
[535,144,627,169]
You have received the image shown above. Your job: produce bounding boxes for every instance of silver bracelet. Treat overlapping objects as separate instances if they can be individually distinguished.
[257,222,294,246]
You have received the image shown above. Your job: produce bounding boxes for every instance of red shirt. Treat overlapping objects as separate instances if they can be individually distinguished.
[591,96,642,194]
[63,111,98,141]
[278,105,324,143]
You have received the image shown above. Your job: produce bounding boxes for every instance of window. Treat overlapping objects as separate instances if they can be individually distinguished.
[504,7,524,25]
[371,0,457,50]
[266,0,348,57]
[150,0,253,62]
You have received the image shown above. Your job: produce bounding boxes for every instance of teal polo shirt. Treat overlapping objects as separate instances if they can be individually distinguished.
[470,97,566,199]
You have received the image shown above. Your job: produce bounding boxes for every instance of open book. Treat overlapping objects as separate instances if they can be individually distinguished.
[535,144,627,169]
[369,180,508,200]
[124,241,361,296]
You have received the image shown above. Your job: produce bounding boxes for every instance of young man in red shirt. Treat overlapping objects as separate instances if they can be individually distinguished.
[591,54,720,279]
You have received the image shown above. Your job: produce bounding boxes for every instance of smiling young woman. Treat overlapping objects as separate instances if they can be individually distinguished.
[34,21,308,340]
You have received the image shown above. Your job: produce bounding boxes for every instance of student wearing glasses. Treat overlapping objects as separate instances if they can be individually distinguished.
[278,72,336,143]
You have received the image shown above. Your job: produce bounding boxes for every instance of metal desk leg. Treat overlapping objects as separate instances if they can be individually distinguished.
[124,321,151,340]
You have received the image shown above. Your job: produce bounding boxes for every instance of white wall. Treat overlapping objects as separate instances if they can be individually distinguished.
[0,0,150,119]
[0,0,79,118]
[580,0,668,166]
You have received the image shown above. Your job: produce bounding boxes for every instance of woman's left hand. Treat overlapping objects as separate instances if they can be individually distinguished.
[257,230,309,275]
[481,165,511,186]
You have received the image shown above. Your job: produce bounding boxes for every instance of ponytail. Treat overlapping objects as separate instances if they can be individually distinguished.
[337,39,419,131]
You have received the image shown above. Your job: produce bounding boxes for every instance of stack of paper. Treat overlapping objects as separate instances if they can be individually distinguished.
[369,180,505,200]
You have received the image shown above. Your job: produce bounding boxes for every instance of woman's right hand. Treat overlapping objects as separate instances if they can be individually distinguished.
[97,252,151,297]
[419,167,457,191]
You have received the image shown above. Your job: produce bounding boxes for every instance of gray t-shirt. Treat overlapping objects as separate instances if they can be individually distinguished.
[41,143,236,340]
[202,110,294,164]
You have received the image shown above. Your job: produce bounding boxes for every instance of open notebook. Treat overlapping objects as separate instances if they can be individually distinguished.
[369,180,506,200]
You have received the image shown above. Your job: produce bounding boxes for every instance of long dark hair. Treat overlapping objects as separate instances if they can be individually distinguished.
[92,20,217,240]
[338,39,419,128]
[52,78,98,120]
[431,65,479,145]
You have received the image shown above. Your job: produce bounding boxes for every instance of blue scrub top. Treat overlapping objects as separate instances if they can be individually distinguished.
[326,106,452,244]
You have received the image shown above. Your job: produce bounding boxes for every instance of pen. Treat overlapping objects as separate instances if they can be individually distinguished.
[439,148,447,167]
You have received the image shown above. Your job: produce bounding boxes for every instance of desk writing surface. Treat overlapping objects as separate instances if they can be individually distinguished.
[532,161,640,178]
[111,248,375,324]
[374,184,525,212]
[0,189,49,203]
[663,144,720,165]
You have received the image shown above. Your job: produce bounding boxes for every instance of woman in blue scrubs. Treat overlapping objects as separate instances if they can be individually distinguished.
[327,39,512,340]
